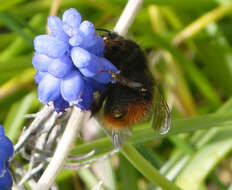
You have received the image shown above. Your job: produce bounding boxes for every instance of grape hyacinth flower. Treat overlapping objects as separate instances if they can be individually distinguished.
[33,8,118,112]
[0,125,14,190]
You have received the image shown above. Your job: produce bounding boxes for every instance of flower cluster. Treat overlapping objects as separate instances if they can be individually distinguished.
[0,125,14,190]
[33,8,118,112]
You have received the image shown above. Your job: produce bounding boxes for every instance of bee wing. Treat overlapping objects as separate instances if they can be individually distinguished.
[151,85,171,134]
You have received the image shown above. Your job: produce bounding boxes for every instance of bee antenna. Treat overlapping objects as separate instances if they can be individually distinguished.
[95,28,118,39]
[95,28,111,33]
[101,70,144,90]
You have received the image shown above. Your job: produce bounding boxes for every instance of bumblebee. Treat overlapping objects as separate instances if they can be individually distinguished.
[91,32,170,148]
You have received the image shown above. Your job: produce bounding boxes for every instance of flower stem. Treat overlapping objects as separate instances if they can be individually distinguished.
[121,142,182,190]
[49,0,62,16]
[114,0,143,36]
[35,107,85,190]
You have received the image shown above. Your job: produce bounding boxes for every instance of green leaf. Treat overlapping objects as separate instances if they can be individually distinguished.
[121,143,182,190]
[196,39,232,97]
[174,98,232,189]
[176,137,232,190]
[119,154,139,190]
[71,111,232,156]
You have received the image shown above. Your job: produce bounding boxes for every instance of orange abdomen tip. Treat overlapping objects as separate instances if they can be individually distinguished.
[102,101,151,130]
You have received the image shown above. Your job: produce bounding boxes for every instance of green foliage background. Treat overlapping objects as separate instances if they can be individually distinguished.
[0,0,232,189]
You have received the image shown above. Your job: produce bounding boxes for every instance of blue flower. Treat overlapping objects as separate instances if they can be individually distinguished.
[0,126,14,161]
[38,73,61,104]
[71,47,101,77]
[33,8,118,112]
[34,35,69,58]
[60,71,84,105]
[0,125,14,190]
[77,82,94,111]
[0,168,13,190]
[48,55,74,78]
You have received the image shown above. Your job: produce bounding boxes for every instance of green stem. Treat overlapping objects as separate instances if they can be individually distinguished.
[78,168,105,190]
[71,111,232,155]
[121,143,182,190]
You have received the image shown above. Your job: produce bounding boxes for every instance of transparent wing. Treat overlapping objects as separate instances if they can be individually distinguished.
[151,85,171,134]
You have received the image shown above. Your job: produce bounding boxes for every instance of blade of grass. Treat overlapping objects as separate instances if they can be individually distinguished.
[92,159,117,190]
[119,154,139,190]
[78,168,105,190]
[0,68,35,101]
[121,142,182,190]
[0,12,33,45]
[192,97,232,148]
[158,98,232,182]
[71,111,232,156]
[136,145,165,169]
[0,13,45,61]
[173,2,232,45]
[169,99,232,189]
[195,39,232,98]
[4,92,37,143]
[169,136,195,155]
[176,137,232,190]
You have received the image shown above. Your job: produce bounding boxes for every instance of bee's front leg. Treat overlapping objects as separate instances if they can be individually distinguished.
[101,70,146,92]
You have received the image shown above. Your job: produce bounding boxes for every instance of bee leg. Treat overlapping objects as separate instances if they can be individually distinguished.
[101,70,146,91]
[90,89,109,116]
[111,129,132,149]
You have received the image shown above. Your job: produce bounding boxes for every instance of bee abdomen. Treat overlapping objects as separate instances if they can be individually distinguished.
[102,100,152,130]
